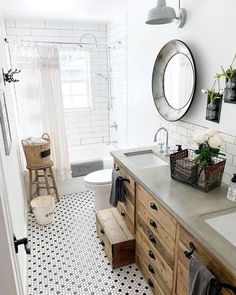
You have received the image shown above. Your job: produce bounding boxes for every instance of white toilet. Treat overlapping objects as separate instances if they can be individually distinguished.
[84,169,113,211]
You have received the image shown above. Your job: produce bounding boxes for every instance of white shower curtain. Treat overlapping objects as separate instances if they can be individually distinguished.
[11,44,71,181]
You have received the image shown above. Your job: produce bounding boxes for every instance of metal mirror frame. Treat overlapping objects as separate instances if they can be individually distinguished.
[152,40,196,122]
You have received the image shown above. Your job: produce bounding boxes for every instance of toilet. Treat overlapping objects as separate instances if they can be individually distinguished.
[84,169,113,211]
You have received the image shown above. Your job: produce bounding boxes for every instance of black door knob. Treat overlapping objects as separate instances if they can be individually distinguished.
[148,264,155,274]
[149,235,157,244]
[13,235,31,255]
[148,250,156,260]
[149,219,157,228]
[149,203,158,210]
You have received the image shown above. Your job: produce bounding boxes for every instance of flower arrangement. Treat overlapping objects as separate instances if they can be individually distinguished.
[193,129,225,167]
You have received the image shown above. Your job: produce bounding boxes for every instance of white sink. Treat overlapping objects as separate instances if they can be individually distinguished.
[205,211,236,247]
[124,150,168,169]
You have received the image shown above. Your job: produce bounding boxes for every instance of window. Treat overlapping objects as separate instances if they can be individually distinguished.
[59,50,92,111]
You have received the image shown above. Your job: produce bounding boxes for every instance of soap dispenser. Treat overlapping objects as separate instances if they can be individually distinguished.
[227,174,236,202]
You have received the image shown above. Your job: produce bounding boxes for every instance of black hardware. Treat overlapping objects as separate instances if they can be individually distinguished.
[176,145,182,152]
[41,149,50,158]
[100,229,104,234]
[184,242,195,259]
[148,279,154,288]
[148,264,155,274]
[149,219,157,228]
[122,178,130,183]
[148,250,155,260]
[100,241,104,246]
[184,244,236,294]
[115,167,119,171]
[3,68,21,84]
[13,235,30,255]
[149,202,158,210]
[121,211,125,217]
[149,235,157,244]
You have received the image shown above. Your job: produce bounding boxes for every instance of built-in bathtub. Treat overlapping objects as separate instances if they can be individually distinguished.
[69,143,117,170]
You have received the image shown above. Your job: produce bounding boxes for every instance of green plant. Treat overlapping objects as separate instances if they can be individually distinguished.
[215,65,236,80]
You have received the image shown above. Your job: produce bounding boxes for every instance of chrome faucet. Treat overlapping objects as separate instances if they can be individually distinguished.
[154,127,170,155]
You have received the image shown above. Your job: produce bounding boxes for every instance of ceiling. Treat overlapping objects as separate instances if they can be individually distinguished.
[0,0,134,22]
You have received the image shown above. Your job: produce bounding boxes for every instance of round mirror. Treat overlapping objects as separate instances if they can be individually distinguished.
[152,40,196,121]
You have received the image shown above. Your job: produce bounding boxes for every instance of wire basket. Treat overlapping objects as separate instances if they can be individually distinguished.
[170,149,226,192]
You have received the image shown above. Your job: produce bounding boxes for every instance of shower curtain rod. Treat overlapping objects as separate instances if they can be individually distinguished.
[4,37,109,47]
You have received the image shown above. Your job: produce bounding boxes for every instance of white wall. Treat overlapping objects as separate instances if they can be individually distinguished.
[126,0,236,184]
[127,0,236,145]
[107,16,128,148]
[5,18,110,150]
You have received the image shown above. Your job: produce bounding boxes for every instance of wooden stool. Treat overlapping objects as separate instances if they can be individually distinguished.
[28,162,60,207]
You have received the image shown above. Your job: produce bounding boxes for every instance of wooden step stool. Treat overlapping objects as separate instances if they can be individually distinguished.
[96,208,135,269]
[28,161,60,208]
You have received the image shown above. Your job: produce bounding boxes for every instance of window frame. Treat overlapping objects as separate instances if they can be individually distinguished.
[59,49,93,112]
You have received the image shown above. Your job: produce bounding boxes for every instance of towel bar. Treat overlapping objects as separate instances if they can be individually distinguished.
[184,242,236,293]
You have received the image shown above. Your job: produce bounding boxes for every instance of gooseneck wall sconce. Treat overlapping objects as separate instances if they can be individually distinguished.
[146,0,187,28]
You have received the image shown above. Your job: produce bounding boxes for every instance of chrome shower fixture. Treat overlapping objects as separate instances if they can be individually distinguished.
[146,0,187,28]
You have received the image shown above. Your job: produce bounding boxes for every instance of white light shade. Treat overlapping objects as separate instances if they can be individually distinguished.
[146,0,187,28]
[146,0,177,25]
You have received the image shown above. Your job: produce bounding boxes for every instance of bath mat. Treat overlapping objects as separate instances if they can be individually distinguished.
[71,160,104,177]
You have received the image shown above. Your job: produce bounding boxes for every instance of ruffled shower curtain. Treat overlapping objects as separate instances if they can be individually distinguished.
[11,44,71,181]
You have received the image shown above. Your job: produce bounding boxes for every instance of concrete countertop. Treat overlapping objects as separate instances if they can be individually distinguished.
[111,146,236,276]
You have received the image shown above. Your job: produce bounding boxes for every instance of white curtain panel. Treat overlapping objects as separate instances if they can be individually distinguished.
[11,44,71,181]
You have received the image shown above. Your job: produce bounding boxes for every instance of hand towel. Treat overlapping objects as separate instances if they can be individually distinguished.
[189,257,220,295]
[109,170,126,207]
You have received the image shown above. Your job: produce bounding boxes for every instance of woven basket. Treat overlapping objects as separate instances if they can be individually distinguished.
[170,149,226,192]
[22,133,52,169]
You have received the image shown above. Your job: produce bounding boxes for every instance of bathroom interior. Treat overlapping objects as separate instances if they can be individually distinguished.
[0,0,236,294]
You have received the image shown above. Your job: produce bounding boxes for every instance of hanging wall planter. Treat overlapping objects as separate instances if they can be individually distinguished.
[202,79,223,123]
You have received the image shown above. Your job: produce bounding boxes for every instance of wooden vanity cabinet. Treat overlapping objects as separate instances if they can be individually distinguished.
[176,225,236,295]
[111,161,236,294]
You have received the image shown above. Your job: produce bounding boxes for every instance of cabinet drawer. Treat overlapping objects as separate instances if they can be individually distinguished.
[176,226,236,295]
[137,213,174,270]
[136,238,173,294]
[117,202,134,235]
[136,184,176,239]
[137,200,175,256]
[137,254,165,295]
[114,162,135,196]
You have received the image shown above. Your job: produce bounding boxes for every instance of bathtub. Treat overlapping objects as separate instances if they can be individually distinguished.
[69,143,117,169]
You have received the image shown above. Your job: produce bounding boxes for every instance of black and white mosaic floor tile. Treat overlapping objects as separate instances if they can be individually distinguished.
[27,191,151,295]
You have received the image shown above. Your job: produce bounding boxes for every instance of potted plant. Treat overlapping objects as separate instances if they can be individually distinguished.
[202,79,223,122]
[215,54,236,103]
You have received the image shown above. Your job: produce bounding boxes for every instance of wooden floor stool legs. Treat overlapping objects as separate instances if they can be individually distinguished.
[28,164,60,211]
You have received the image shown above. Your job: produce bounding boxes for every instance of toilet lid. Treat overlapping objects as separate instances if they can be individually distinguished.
[84,169,113,185]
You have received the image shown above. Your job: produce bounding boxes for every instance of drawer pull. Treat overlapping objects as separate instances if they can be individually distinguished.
[148,250,156,260]
[149,235,157,244]
[184,242,195,259]
[148,279,154,288]
[121,211,126,217]
[100,229,104,234]
[149,219,157,228]
[150,202,158,210]
[148,264,155,274]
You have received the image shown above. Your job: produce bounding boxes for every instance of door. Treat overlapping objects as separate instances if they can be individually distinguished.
[0,17,28,295]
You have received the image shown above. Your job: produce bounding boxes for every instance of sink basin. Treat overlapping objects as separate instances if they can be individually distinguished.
[124,150,168,169]
[205,211,236,247]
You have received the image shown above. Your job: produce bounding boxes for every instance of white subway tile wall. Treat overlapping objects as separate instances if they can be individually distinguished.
[107,17,128,147]
[156,117,236,185]
[5,18,109,148]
